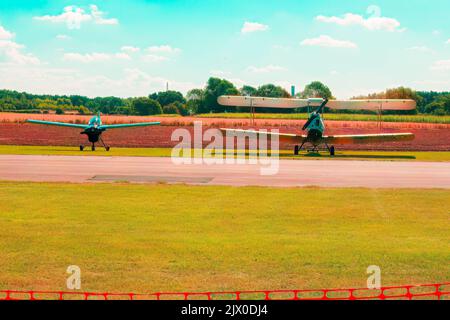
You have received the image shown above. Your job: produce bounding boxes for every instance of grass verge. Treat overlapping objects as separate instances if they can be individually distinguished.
[0,182,448,293]
[0,145,449,162]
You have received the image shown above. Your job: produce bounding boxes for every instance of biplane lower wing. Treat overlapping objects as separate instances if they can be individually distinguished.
[221,129,415,145]
[220,128,306,143]
[322,133,415,144]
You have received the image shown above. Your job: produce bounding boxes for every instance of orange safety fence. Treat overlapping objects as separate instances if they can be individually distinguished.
[1,283,448,301]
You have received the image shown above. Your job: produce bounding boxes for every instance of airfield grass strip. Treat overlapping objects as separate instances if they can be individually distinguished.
[0,145,449,162]
[0,182,448,293]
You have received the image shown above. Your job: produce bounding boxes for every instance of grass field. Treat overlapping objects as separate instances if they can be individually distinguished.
[196,113,450,124]
[1,145,450,162]
[0,182,448,293]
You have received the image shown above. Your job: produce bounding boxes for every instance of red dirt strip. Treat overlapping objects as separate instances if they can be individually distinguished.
[0,113,449,151]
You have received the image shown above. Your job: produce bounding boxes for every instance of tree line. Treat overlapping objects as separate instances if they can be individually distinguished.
[0,78,448,116]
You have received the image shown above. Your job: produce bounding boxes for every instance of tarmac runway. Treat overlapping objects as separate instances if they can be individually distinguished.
[1,155,449,188]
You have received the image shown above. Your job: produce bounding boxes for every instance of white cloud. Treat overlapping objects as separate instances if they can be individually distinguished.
[114,53,131,60]
[0,40,41,65]
[89,5,118,25]
[228,78,246,88]
[431,59,450,71]
[301,35,357,48]
[63,52,112,63]
[142,54,169,63]
[316,12,402,32]
[34,5,118,30]
[241,22,269,34]
[407,46,434,53]
[413,79,450,92]
[446,39,450,44]
[210,70,231,77]
[121,46,140,53]
[247,65,286,73]
[147,45,181,54]
[273,44,291,51]
[0,26,14,40]
[0,65,199,97]
[0,25,40,65]
[63,49,132,63]
[62,47,173,64]
[56,34,71,40]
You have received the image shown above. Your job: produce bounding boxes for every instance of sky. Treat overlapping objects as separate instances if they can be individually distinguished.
[0,0,449,98]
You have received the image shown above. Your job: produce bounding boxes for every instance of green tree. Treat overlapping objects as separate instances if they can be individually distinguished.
[299,81,333,99]
[256,84,290,98]
[240,85,257,96]
[201,78,239,113]
[149,91,186,107]
[78,106,90,115]
[163,103,180,115]
[185,89,205,114]
[186,88,205,101]
[132,97,163,115]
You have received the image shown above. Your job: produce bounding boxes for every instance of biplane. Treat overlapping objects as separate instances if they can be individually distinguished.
[27,113,161,151]
[218,96,416,156]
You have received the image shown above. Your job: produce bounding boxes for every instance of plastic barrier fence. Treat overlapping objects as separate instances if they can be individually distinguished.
[1,283,448,300]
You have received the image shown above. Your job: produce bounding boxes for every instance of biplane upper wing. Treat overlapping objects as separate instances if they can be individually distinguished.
[220,128,306,143]
[218,96,417,111]
[27,119,89,129]
[100,122,161,130]
[326,100,416,111]
[218,96,311,109]
[322,133,415,144]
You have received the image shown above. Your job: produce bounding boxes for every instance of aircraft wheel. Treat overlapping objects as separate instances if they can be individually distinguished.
[80,145,84,151]
[330,146,335,156]
[92,146,96,151]
[294,145,300,156]
[106,147,110,152]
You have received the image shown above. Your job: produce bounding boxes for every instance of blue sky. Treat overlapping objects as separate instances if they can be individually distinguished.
[0,0,449,98]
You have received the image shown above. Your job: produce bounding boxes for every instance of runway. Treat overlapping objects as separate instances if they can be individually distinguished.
[0,155,449,188]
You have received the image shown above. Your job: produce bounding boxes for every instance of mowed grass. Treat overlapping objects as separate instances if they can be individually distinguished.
[196,113,450,124]
[0,182,448,293]
[1,145,449,162]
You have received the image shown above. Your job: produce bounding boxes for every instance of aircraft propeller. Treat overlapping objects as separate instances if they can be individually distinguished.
[302,99,329,131]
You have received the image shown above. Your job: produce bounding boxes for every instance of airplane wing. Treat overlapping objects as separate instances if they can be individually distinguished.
[218,96,416,111]
[218,96,309,109]
[221,129,415,145]
[27,119,89,129]
[326,100,416,111]
[100,122,161,130]
[323,133,415,144]
[220,128,306,143]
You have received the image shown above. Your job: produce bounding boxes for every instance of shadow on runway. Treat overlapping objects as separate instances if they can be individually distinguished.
[222,151,417,160]
[279,152,416,160]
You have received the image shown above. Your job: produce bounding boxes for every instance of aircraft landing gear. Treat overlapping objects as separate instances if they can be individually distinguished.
[80,145,84,151]
[294,141,306,156]
[100,137,111,152]
[91,145,96,151]
[323,143,336,156]
[329,145,335,156]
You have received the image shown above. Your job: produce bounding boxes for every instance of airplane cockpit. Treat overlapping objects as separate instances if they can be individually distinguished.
[88,116,102,128]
